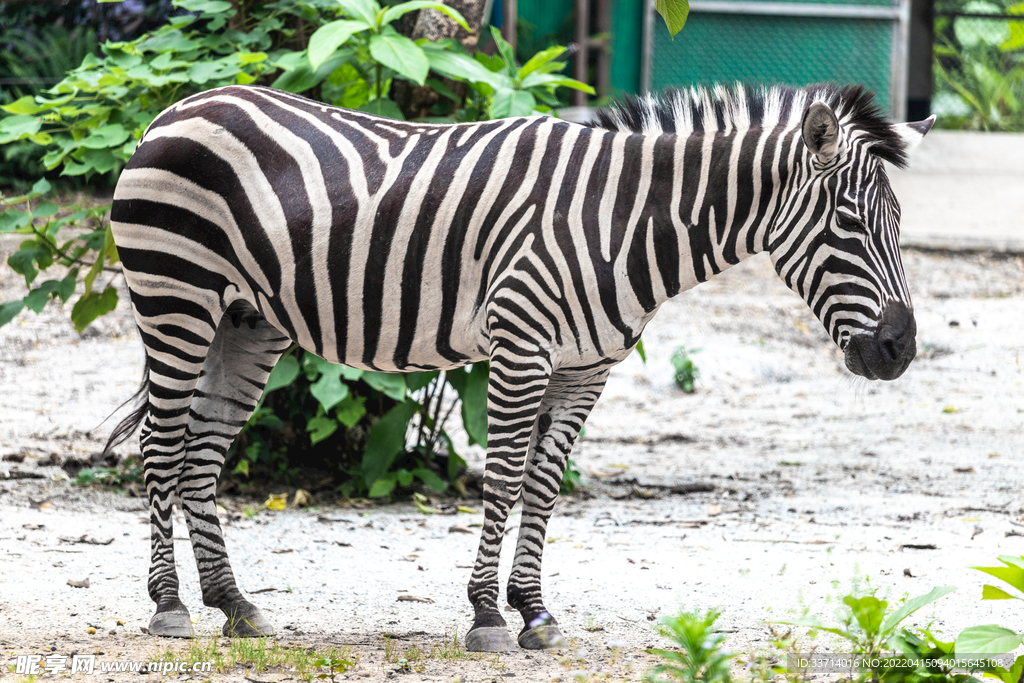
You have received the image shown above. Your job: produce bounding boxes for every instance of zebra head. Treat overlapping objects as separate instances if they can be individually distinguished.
[768,91,933,381]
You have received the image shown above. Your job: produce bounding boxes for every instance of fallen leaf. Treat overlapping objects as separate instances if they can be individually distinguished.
[60,535,113,546]
[942,405,959,414]
[271,548,294,554]
[334,541,352,547]
[293,489,313,508]
[901,544,937,550]
[68,577,90,588]
[413,493,436,515]
[22,524,44,530]
[457,506,478,514]
[707,504,722,517]
[954,467,975,474]
[86,627,96,634]
[117,619,125,626]
[397,595,434,604]
[448,526,473,535]
[265,493,287,511]
[30,499,55,511]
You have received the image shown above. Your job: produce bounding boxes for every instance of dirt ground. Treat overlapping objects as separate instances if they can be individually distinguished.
[2,235,1023,682]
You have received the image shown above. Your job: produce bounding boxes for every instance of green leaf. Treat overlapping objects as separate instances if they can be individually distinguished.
[361,401,418,486]
[310,368,351,411]
[271,50,352,94]
[233,459,250,477]
[982,585,1020,600]
[187,61,223,84]
[238,51,268,65]
[369,34,429,85]
[336,0,379,26]
[843,595,886,636]
[71,286,118,332]
[357,98,405,119]
[335,394,367,428]
[80,124,131,150]
[955,625,1023,656]
[57,274,76,303]
[972,564,1024,594]
[405,371,439,393]
[0,115,42,144]
[880,586,957,634]
[308,20,367,70]
[520,72,595,94]
[32,202,59,219]
[0,300,25,328]
[446,362,488,446]
[635,339,647,364]
[1,96,44,115]
[176,0,232,12]
[368,472,398,498]
[489,26,517,77]
[264,354,301,394]
[397,469,413,487]
[0,210,32,234]
[656,0,690,37]
[379,1,469,31]
[29,178,51,197]
[996,555,1024,570]
[361,371,407,401]
[490,88,536,118]
[23,280,63,313]
[307,415,340,444]
[519,46,567,79]
[412,467,447,492]
[425,50,506,88]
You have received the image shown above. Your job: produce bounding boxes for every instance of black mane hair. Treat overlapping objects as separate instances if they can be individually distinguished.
[589,83,908,169]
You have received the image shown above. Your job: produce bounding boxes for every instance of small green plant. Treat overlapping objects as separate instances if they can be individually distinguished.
[645,608,735,683]
[73,455,143,487]
[560,459,584,494]
[671,346,701,393]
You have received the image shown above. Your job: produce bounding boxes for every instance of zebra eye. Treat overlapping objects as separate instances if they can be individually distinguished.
[835,212,866,232]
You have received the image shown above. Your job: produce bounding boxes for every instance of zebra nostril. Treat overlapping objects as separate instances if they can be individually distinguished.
[878,327,904,364]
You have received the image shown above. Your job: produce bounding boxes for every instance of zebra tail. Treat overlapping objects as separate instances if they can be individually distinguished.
[100,355,150,460]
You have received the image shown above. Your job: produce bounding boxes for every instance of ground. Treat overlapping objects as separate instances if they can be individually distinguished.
[2,237,1023,682]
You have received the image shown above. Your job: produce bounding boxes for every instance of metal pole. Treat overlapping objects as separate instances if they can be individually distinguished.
[640,0,655,93]
[891,0,911,120]
[574,0,591,107]
[502,0,517,51]
[595,0,610,97]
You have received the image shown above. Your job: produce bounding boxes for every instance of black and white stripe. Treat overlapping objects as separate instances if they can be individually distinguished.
[105,83,931,648]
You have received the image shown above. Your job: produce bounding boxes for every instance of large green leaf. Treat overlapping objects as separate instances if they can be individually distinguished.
[357,98,405,119]
[271,50,353,94]
[489,26,517,77]
[361,400,418,486]
[361,371,407,401]
[490,88,536,118]
[310,367,351,411]
[656,0,690,37]
[263,354,300,394]
[0,300,24,328]
[425,49,506,88]
[0,115,42,145]
[972,563,1024,593]
[520,71,595,93]
[307,415,339,444]
[955,625,1024,656]
[369,34,428,85]
[71,286,118,332]
[379,1,469,31]
[336,0,379,26]
[1,96,44,116]
[368,472,399,498]
[308,20,367,70]
[880,586,957,634]
[446,362,488,446]
[519,46,567,79]
[982,585,1020,600]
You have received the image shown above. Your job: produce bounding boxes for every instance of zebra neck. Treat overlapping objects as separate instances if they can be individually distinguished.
[637,125,802,310]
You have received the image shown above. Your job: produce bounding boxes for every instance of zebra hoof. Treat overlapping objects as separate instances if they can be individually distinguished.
[518,624,567,650]
[222,609,275,638]
[465,627,517,652]
[148,611,194,639]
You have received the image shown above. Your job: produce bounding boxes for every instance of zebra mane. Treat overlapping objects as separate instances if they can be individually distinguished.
[590,83,909,169]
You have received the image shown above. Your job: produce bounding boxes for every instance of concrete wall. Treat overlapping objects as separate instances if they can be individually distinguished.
[889,130,1024,252]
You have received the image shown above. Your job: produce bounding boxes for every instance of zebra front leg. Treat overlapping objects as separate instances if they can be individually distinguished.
[508,370,609,649]
[180,313,290,637]
[465,346,552,652]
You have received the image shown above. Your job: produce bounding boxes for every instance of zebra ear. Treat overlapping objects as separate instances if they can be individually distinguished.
[893,115,936,153]
[801,101,842,163]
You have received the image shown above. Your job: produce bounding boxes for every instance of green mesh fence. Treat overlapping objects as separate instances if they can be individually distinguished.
[650,11,897,113]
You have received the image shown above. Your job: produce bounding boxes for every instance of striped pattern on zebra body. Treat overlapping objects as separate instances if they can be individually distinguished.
[105,83,932,650]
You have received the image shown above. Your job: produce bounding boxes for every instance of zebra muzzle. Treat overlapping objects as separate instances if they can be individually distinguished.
[844,300,917,381]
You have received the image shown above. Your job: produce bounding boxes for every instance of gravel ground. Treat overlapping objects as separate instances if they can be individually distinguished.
[2,234,1023,682]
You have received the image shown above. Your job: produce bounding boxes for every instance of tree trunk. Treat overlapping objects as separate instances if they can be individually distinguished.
[412,0,489,51]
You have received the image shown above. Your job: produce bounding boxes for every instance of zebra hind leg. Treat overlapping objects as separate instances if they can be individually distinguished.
[464,343,553,652]
[507,370,610,649]
[179,307,291,637]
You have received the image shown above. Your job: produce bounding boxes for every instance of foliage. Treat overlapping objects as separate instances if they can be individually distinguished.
[969,554,1024,602]
[657,0,691,37]
[231,346,489,497]
[645,608,736,683]
[560,459,584,494]
[671,346,700,393]
[933,1,1024,131]
[73,455,143,488]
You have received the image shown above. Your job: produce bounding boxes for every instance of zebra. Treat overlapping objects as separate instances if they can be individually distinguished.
[104,82,932,651]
